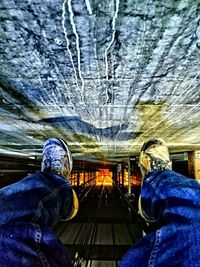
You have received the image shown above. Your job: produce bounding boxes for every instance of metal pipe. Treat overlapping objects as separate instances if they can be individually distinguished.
[127,160,131,195]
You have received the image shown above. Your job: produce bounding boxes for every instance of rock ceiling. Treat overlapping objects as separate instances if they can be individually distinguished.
[0,0,200,162]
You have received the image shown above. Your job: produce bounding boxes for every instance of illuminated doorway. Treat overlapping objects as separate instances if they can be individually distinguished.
[96,169,113,186]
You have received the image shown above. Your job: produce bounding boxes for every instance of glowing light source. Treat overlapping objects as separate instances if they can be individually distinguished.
[96,169,113,186]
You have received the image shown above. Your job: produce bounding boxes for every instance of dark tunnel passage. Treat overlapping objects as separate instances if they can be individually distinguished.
[0,151,198,266]
[54,185,142,266]
[1,0,200,266]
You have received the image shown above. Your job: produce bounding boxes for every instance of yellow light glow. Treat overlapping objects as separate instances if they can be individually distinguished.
[96,169,113,186]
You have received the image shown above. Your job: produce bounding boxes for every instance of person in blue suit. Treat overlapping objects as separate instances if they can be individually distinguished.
[0,138,78,267]
[120,138,200,267]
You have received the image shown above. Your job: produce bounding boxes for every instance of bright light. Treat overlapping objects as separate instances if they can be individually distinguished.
[96,169,113,186]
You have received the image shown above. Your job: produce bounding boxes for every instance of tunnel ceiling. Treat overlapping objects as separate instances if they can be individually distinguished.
[0,0,200,162]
